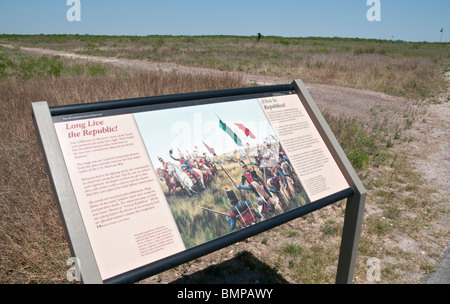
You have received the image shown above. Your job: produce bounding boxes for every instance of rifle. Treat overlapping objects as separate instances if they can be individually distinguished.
[219,163,237,184]
[197,205,228,217]
[219,163,245,200]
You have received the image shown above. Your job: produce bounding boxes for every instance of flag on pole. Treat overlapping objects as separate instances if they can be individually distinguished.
[219,118,243,146]
[203,141,216,155]
[234,123,256,139]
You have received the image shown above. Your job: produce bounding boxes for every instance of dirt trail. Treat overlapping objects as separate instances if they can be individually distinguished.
[3,44,449,282]
[1,44,422,118]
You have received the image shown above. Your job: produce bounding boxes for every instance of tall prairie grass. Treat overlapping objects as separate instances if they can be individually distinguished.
[2,34,447,99]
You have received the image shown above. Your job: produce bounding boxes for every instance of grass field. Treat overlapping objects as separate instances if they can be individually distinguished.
[0,35,448,284]
[1,34,449,99]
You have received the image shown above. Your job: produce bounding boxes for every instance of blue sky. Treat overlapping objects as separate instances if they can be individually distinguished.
[0,1,449,42]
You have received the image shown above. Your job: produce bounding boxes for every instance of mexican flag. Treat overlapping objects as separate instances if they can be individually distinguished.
[234,123,256,139]
[219,119,243,146]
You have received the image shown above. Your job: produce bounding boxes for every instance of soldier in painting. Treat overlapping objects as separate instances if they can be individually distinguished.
[225,188,261,229]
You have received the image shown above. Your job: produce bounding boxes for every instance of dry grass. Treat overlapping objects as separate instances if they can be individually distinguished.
[1,35,448,99]
[0,50,246,283]
[0,41,447,284]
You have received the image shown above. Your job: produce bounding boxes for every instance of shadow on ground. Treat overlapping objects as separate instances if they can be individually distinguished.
[169,251,289,284]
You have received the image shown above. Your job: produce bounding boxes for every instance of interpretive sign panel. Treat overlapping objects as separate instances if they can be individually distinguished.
[33,80,364,284]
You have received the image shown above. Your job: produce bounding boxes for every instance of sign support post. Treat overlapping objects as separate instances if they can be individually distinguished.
[32,102,103,283]
[336,192,366,283]
[292,79,367,284]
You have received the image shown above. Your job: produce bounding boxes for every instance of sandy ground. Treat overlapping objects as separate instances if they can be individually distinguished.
[2,44,448,283]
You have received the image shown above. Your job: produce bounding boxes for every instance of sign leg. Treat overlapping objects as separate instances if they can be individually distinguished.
[336,193,366,284]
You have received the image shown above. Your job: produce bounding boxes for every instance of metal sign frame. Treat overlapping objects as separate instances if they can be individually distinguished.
[32,79,366,284]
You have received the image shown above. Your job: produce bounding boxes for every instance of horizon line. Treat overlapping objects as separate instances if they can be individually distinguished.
[0,33,448,44]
